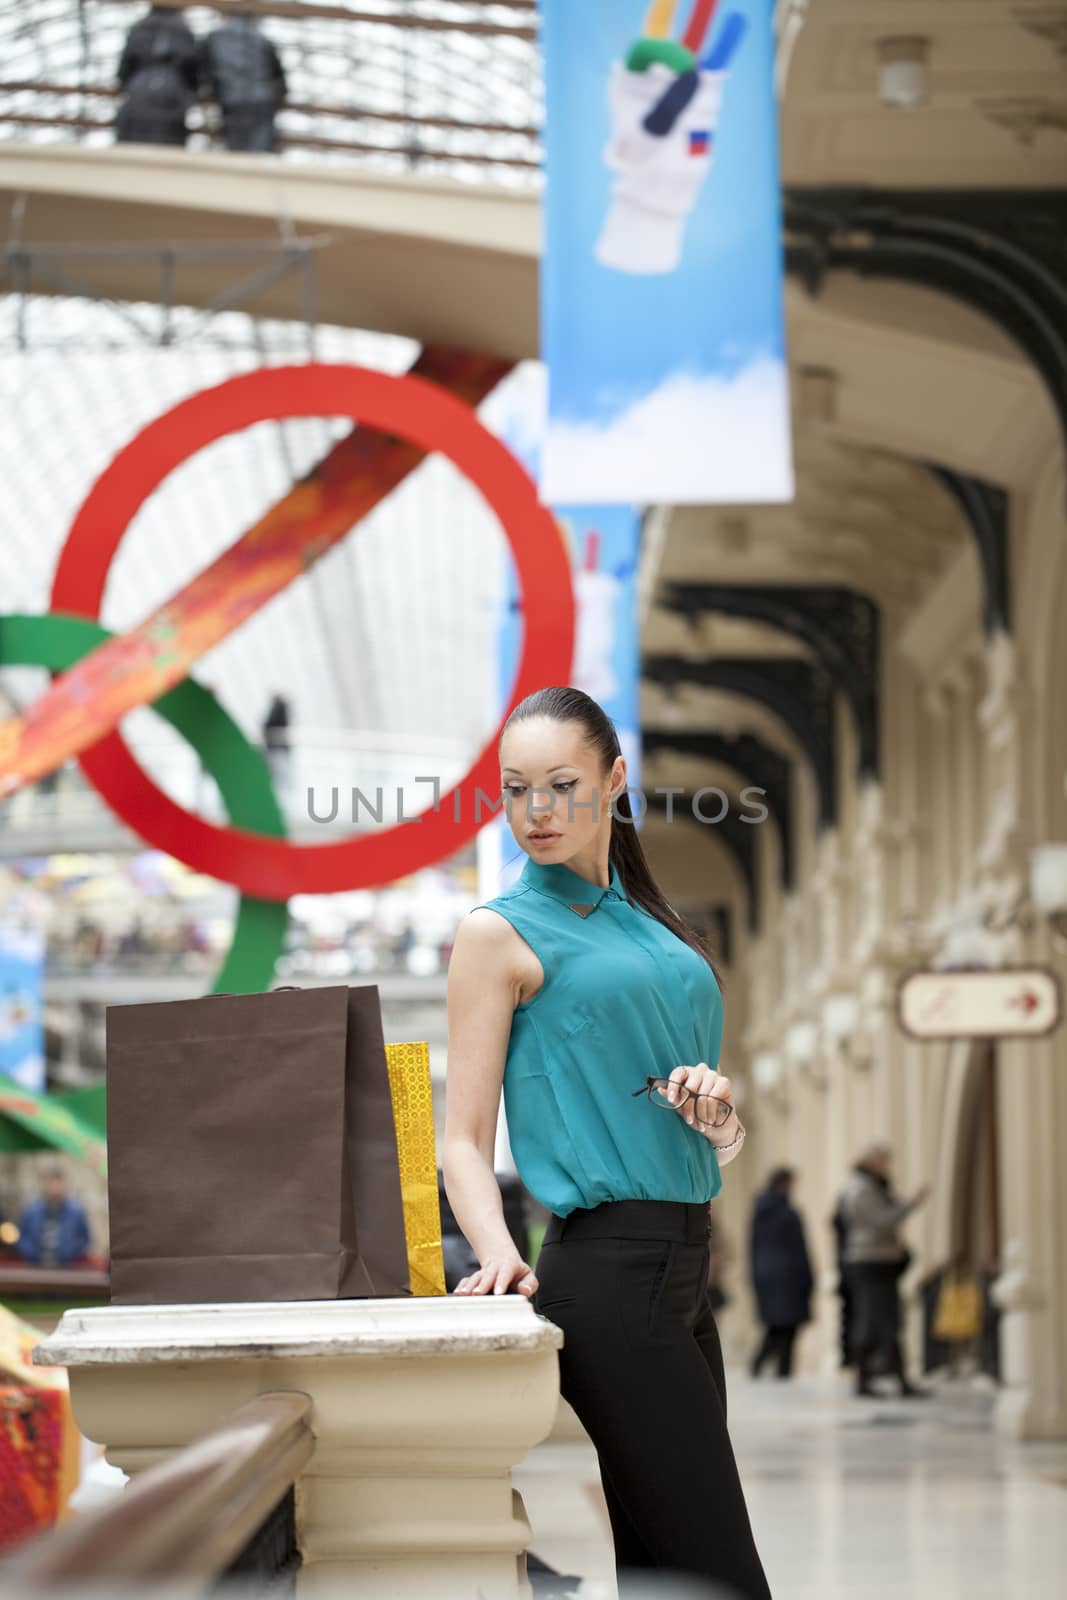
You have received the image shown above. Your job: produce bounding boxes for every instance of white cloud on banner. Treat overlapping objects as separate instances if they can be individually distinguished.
[541,358,795,506]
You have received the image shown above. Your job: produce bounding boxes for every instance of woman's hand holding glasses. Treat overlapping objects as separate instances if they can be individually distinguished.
[632,1062,743,1150]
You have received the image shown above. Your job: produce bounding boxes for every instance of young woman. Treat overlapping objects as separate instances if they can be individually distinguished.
[443,685,772,1600]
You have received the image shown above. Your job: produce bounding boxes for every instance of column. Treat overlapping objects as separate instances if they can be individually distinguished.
[922,681,954,920]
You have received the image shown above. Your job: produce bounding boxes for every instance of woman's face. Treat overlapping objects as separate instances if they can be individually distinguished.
[500,718,624,861]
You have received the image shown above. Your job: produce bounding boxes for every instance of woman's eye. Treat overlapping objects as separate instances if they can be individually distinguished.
[502,781,577,796]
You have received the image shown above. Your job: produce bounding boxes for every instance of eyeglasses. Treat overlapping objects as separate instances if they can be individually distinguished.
[631,1075,734,1129]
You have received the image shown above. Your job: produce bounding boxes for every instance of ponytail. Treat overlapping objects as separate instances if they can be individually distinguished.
[608,782,724,991]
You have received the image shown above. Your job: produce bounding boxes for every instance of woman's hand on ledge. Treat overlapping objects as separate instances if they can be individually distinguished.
[452,1251,539,1298]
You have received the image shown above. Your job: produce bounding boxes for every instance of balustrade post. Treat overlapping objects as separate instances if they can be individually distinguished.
[34,1296,563,1597]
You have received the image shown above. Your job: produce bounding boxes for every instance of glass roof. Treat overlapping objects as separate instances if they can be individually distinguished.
[0,4,548,832]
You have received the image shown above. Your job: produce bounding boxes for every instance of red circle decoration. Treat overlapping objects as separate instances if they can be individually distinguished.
[51,364,574,899]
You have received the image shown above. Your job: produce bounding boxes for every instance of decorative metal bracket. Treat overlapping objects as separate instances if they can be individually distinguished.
[1012,8,1067,61]
[784,187,1067,492]
[644,654,837,829]
[645,789,760,933]
[705,903,733,968]
[658,582,879,780]
[642,727,794,890]
[927,467,1012,636]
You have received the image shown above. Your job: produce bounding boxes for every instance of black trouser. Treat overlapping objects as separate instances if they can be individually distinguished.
[849,1261,907,1391]
[751,1324,798,1378]
[836,1266,854,1366]
[221,103,277,152]
[533,1199,772,1600]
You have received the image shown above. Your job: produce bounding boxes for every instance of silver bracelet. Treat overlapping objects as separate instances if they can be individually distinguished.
[710,1119,746,1157]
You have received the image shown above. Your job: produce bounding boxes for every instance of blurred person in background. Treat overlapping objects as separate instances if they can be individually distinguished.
[35,764,60,815]
[839,1142,930,1398]
[115,4,200,148]
[197,13,287,153]
[748,1166,813,1379]
[261,692,291,755]
[260,692,293,800]
[830,1188,854,1368]
[15,1165,91,1268]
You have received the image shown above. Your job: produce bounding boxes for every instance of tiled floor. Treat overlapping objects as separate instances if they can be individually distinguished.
[513,1369,1067,1599]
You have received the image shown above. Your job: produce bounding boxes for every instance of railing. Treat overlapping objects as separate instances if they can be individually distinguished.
[0,1263,110,1299]
[43,939,457,983]
[0,76,542,172]
[4,1391,314,1589]
[0,0,543,188]
[0,728,474,853]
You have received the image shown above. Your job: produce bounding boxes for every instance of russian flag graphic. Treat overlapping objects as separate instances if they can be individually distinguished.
[689,129,711,157]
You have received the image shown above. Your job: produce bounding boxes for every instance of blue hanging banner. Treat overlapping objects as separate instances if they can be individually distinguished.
[540,0,793,506]
[481,374,643,895]
[0,925,45,1093]
[492,503,643,892]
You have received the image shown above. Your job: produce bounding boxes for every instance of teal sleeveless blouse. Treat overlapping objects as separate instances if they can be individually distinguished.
[472,854,724,1218]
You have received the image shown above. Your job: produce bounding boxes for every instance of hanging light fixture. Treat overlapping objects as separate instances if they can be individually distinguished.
[876,36,930,110]
[1029,843,1067,950]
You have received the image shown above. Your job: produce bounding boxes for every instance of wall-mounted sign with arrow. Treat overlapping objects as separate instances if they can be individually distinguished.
[896,967,1062,1041]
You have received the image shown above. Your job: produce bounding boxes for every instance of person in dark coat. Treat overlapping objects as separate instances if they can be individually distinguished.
[261,692,292,798]
[261,693,291,752]
[197,15,287,153]
[114,4,200,148]
[749,1167,813,1378]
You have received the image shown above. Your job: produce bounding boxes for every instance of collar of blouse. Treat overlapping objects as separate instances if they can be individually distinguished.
[520,855,625,915]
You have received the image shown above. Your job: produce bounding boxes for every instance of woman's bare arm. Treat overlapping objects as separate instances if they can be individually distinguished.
[442,910,539,1294]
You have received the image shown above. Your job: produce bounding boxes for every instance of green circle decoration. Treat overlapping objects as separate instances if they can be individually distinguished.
[0,613,288,994]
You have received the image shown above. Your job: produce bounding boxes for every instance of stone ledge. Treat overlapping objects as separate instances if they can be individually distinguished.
[33,1295,564,1368]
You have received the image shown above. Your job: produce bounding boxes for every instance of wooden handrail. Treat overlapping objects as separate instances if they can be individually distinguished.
[98,0,539,41]
[0,110,541,168]
[275,127,540,167]
[0,80,540,142]
[5,1391,315,1585]
[0,1264,110,1299]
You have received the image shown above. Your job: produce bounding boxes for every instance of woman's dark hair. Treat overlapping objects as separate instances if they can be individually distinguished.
[766,1166,794,1192]
[500,685,724,990]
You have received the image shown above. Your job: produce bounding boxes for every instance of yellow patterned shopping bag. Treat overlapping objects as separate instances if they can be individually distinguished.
[385,1042,446,1296]
[933,1268,983,1343]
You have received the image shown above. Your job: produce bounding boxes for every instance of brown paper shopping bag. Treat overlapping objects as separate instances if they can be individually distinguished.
[105,984,411,1305]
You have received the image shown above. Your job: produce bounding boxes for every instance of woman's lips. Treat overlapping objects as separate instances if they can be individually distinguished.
[529,832,560,844]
